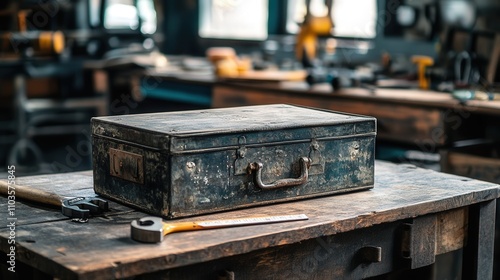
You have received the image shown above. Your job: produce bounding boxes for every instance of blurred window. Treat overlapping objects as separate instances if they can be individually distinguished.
[138,0,157,34]
[104,0,139,30]
[440,0,476,29]
[199,0,269,40]
[103,0,156,33]
[89,0,101,27]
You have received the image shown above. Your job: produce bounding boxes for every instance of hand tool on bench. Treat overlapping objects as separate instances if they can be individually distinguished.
[0,180,108,219]
[131,214,309,243]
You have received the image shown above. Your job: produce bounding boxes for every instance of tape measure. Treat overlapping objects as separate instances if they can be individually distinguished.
[131,214,310,243]
[197,214,309,227]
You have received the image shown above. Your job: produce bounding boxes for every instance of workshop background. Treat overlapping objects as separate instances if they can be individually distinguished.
[0,0,499,184]
[0,1,500,279]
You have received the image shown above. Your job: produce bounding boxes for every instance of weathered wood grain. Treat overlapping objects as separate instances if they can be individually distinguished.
[0,171,135,227]
[441,146,500,184]
[435,208,467,255]
[0,161,498,279]
[139,221,404,280]
[462,200,497,280]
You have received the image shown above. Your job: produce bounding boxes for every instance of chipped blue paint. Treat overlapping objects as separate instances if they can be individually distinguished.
[92,105,376,219]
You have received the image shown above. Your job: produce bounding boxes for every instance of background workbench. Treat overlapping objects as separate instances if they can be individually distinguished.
[212,81,500,145]
[0,161,499,279]
[138,70,500,145]
[137,71,500,185]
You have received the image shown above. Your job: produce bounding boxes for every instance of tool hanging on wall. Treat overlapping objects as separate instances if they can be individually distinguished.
[0,181,108,219]
[295,0,334,67]
[2,30,65,55]
[454,51,472,88]
[131,214,309,243]
[0,9,65,56]
[412,55,434,90]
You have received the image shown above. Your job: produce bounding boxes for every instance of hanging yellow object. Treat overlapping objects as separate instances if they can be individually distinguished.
[411,55,434,90]
[39,31,65,54]
[296,15,333,62]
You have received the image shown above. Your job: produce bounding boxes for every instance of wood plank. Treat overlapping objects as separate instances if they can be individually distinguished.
[215,82,460,107]
[462,199,497,279]
[0,162,498,279]
[406,214,437,269]
[0,171,135,227]
[139,221,403,279]
[436,208,467,255]
[442,150,500,184]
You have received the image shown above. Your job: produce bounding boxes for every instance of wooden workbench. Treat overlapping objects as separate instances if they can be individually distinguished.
[1,161,498,279]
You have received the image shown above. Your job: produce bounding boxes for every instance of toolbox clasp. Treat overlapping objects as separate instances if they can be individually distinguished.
[308,139,325,175]
[109,148,144,184]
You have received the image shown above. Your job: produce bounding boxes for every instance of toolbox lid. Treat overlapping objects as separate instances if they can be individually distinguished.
[92,104,376,153]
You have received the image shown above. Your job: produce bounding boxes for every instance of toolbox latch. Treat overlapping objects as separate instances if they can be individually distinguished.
[109,148,144,184]
[309,139,325,175]
[234,136,248,176]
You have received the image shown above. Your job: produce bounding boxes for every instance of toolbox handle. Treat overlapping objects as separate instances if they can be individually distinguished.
[248,157,311,190]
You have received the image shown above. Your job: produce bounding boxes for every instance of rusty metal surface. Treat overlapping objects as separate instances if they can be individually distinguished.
[93,104,371,136]
[92,104,376,150]
[93,138,170,217]
[92,104,376,219]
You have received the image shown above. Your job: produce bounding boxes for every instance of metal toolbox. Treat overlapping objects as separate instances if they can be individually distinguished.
[92,104,376,219]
